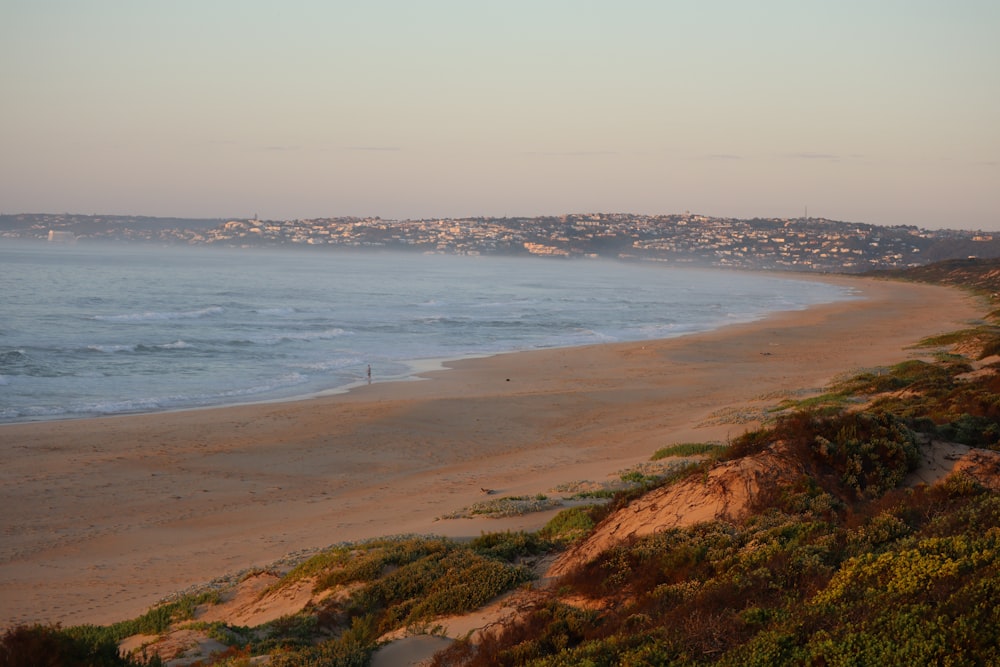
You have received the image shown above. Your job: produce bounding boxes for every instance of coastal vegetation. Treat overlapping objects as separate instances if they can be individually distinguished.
[5,259,1000,665]
[439,487,1000,666]
[428,349,1000,665]
[0,591,219,666]
[650,442,720,460]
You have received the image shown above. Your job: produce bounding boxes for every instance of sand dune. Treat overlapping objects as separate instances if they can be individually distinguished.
[0,275,983,629]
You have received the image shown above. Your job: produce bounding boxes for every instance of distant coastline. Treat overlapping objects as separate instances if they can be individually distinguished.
[3,211,999,273]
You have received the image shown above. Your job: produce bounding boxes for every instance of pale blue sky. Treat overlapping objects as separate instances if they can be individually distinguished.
[2,1,998,229]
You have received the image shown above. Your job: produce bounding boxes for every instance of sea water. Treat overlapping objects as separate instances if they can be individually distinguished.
[0,242,856,423]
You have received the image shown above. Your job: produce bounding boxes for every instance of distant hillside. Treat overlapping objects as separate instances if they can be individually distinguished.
[4,211,1000,273]
[873,257,1000,295]
[0,213,224,234]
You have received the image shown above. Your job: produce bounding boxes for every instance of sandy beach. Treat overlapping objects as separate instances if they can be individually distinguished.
[0,275,985,629]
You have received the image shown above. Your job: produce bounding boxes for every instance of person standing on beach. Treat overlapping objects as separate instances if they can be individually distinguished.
[367,364,371,384]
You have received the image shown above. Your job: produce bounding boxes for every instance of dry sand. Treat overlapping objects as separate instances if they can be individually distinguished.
[0,276,985,629]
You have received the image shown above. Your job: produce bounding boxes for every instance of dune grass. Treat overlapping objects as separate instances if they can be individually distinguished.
[650,442,720,460]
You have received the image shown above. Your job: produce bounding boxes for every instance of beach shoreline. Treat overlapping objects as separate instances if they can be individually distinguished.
[0,275,985,629]
[0,265,856,428]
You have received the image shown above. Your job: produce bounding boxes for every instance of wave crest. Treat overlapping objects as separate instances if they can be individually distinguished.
[93,306,224,322]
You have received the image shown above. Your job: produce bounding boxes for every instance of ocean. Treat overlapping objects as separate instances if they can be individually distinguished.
[0,242,856,423]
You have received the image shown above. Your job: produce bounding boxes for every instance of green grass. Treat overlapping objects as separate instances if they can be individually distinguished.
[650,442,720,460]
[63,590,220,648]
[439,494,564,519]
[538,507,600,546]
[278,547,355,587]
[470,530,549,561]
[2,590,222,666]
[917,328,989,348]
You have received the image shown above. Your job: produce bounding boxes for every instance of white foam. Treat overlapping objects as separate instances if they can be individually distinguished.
[93,306,224,322]
[87,344,137,353]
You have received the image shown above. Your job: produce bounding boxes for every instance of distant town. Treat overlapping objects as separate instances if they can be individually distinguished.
[2,211,999,274]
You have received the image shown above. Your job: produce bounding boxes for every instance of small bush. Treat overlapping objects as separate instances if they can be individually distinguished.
[64,589,220,650]
[0,624,159,667]
[351,547,533,631]
[470,530,548,561]
[314,537,452,591]
[538,507,598,546]
[280,548,354,586]
[721,428,773,461]
[807,411,920,498]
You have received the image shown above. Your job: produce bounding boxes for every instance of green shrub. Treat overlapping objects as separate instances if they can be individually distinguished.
[63,589,220,650]
[470,530,548,562]
[268,632,375,667]
[807,411,920,498]
[314,537,452,592]
[936,413,1000,446]
[251,613,319,651]
[720,428,773,460]
[479,601,601,667]
[845,511,912,553]
[352,547,533,631]
[538,507,598,546]
[281,548,355,586]
[0,624,160,667]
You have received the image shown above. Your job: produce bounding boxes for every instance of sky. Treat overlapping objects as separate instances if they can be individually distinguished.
[2,1,998,230]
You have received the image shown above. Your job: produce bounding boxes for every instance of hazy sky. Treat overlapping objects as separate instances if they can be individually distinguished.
[2,1,998,229]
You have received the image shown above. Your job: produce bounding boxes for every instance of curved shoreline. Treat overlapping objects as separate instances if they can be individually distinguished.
[0,265,854,426]
[0,276,984,628]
